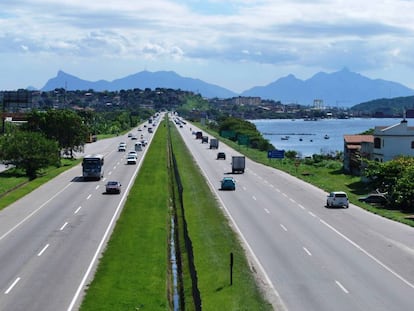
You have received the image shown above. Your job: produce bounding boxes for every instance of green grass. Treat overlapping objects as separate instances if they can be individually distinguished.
[80,123,170,310]
[80,120,272,310]
[170,124,272,310]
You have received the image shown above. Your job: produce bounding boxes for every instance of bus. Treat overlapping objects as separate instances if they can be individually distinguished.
[82,154,104,180]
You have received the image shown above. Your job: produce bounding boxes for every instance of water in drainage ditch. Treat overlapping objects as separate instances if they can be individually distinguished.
[170,217,180,310]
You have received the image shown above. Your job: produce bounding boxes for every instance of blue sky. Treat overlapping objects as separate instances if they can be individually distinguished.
[1,0,414,92]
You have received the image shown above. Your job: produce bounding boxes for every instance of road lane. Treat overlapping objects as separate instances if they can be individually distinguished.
[0,119,159,311]
[175,120,414,311]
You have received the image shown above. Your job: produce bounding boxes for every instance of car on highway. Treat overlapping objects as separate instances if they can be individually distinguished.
[358,193,388,205]
[127,155,137,165]
[128,151,138,158]
[105,181,122,194]
[326,191,349,208]
[221,177,236,190]
[118,144,126,152]
[128,133,133,138]
[217,152,226,160]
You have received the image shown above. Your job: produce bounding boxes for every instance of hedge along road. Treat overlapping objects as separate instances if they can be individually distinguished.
[79,116,272,310]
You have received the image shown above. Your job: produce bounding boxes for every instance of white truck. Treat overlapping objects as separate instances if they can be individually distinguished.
[231,156,245,174]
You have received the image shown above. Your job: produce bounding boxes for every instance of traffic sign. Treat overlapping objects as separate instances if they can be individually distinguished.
[267,149,285,159]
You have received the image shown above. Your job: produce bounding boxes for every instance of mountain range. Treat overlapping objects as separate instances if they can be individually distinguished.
[40,68,414,108]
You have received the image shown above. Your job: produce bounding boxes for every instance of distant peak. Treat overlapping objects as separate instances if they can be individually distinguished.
[280,73,298,80]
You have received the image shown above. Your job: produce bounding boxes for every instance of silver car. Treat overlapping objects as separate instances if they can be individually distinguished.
[326,191,349,208]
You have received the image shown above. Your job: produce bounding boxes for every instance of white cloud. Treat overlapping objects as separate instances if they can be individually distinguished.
[1,0,414,91]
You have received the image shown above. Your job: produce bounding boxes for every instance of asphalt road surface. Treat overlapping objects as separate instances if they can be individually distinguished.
[175,118,414,311]
[0,120,158,311]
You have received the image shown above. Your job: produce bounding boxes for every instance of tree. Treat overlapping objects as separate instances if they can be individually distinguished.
[364,156,414,211]
[0,130,60,179]
[24,110,88,157]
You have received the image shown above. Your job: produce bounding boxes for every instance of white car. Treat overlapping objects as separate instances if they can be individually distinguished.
[326,191,349,208]
[127,155,137,165]
[128,151,138,158]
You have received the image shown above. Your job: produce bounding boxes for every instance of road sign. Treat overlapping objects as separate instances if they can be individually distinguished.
[268,149,285,159]
[220,130,236,139]
[238,135,249,145]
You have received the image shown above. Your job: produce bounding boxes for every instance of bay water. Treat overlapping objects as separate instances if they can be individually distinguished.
[250,118,405,157]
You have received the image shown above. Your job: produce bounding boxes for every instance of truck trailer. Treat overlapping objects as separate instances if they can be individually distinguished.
[209,138,219,149]
[231,156,245,174]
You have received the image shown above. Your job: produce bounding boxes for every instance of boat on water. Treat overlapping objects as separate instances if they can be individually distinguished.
[281,136,290,140]
[324,134,330,139]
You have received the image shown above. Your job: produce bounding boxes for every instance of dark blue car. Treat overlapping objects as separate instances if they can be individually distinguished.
[221,177,236,190]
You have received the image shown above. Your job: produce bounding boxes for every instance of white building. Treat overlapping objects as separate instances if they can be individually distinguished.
[373,119,414,162]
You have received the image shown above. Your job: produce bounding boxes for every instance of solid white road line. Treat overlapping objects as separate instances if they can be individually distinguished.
[320,218,414,289]
[0,183,73,242]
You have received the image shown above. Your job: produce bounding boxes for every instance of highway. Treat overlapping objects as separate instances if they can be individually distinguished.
[175,120,414,311]
[0,121,158,311]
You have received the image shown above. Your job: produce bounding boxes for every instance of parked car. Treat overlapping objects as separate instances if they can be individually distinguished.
[221,177,236,190]
[105,181,122,194]
[217,152,226,160]
[358,193,388,205]
[326,191,349,208]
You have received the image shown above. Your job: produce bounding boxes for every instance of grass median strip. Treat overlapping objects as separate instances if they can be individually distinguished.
[80,123,170,310]
[80,119,272,310]
[170,124,272,310]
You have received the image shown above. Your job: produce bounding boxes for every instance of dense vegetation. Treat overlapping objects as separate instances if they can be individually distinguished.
[208,116,275,151]
[0,107,154,178]
[352,96,414,117]
[364,157,414,212]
